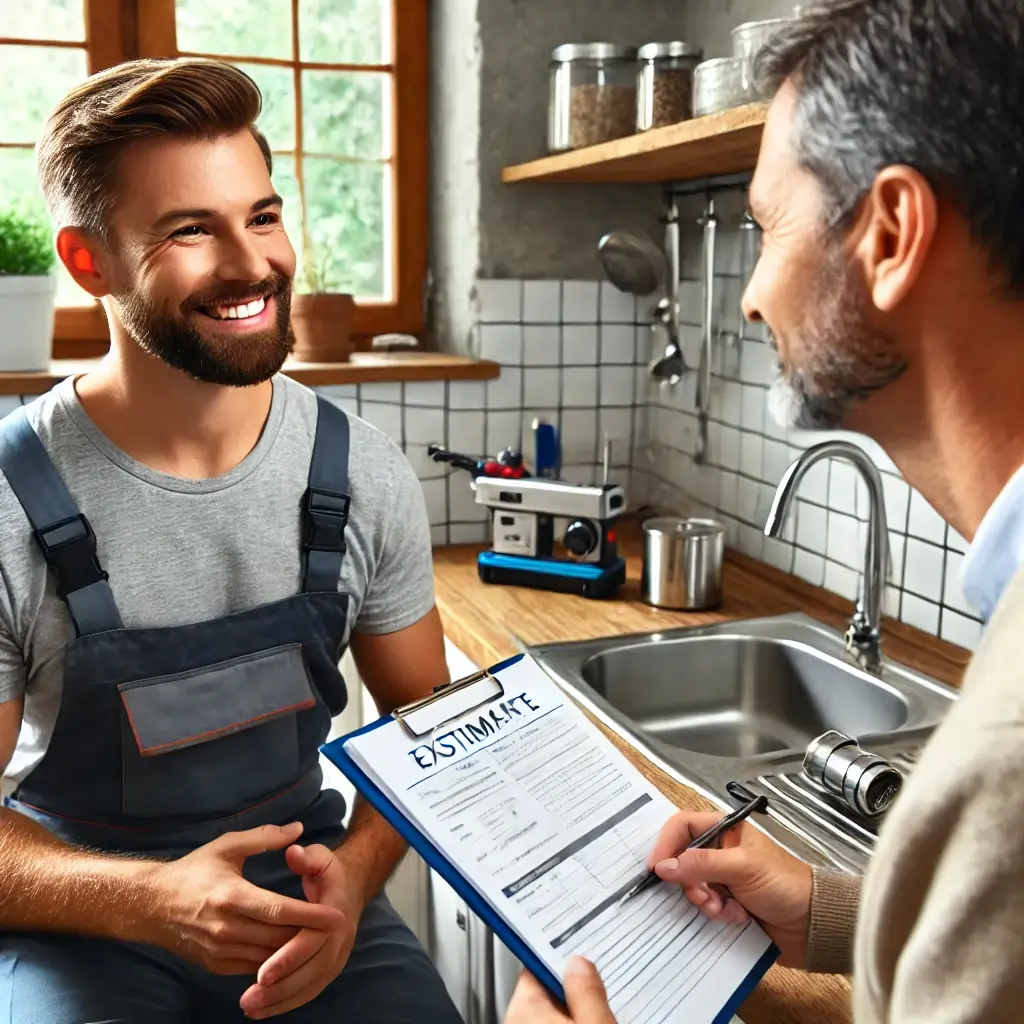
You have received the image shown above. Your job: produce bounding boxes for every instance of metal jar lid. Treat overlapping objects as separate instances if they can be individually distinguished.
[643,516,724,538]
[637,41,703,61]
[550,43,638,63]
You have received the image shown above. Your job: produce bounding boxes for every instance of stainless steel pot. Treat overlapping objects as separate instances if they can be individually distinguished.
[641,516,724,610]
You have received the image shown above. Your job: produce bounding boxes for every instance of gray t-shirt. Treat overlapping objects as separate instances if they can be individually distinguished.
[0,373,435,785]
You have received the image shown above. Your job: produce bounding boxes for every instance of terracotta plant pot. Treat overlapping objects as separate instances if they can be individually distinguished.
[290,292,355,363]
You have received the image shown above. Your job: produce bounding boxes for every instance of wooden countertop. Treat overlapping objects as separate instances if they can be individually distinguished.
[432,531,969,1024]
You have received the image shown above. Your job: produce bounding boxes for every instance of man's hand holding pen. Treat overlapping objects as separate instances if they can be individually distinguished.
[504,808,815,1023]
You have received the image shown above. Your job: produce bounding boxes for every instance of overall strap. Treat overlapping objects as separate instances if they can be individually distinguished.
[302,397,352,593]
[0,407,123,637]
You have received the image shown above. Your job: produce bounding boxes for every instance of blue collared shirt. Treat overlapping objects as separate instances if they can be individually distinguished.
[961,463,1024,621]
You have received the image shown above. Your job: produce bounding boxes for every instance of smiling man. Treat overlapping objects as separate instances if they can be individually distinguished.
[0,58,461,1022]
[507,1,1024,1022]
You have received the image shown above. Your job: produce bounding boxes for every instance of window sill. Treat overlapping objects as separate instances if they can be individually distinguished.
[0,352,500,396]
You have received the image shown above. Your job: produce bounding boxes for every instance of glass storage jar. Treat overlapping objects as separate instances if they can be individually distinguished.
[547,43,639,152]
[636,41,703,131]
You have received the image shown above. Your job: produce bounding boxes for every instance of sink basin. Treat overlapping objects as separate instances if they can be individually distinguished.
[528,613,959,875]
[581,635,909,758]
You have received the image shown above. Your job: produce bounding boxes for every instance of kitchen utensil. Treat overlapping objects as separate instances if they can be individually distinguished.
[641,516,724,610]
[731,17,793,60]
[694,196,718,463]
[802,730,904,819]
[547,43,639,152]
[692,56,757,117]
[636,41,703,131]
[597,230,665,296]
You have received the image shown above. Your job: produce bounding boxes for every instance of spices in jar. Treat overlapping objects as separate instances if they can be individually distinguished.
[548,43,638,152]
[569,82,637,148]
[637,42,703,131]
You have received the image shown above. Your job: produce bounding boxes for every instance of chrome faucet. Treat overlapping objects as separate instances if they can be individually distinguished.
[764,441,889,674]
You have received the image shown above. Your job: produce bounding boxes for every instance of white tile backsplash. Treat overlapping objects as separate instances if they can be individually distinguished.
[740,431,763,479]
[562,281,599,323]
[360,382,403,404]
[448,474,488,523]
[600,365,635,407]
[479,323,522,365]
[522,325,561,365]
[940,610,983,650]
[901,593,940,634]
[488,367,522,410]
[404,406,445,443]
[420,477,447,526]
[601,324,636,364]
[359,402,402,443]
[523,367,560,409]
[477,279,521,323]
[448,380,487,410]
[562,325,599,365]
[908,489,947,545]
[486,411,522,456]
[523,280,560,323]
[404,381,445,406]
[904,538,945,599]
[447,410,485,454]
[741,386,764,432]
[825,561,859,602]
[798,501,828,554]
[600,282,635,324]
[449,522,489,545]
[562,366,598,408]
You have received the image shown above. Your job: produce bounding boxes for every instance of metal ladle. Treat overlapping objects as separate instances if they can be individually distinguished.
[598,215,688,384]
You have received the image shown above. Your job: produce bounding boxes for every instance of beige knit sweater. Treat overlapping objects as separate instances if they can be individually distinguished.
[805,564,1024,1021]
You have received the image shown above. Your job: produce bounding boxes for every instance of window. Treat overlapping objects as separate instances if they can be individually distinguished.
[1,0,427,359]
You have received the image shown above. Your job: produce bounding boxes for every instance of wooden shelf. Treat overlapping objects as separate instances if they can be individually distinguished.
[502,103,767,185]
[0,352,500,397]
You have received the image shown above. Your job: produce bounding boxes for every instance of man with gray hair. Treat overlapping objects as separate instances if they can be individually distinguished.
[506,1,1024,1020]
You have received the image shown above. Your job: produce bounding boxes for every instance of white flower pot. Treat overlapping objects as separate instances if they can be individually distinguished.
[0,274,57,372]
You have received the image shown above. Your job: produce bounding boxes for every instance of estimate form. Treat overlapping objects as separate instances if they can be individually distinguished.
[341,656,775,1024]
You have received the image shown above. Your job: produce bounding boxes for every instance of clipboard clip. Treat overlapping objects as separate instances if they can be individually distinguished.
[393,667,506,739]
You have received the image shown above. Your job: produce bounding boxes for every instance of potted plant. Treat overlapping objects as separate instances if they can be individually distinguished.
[0,203,57,372]
[290,243,354,364]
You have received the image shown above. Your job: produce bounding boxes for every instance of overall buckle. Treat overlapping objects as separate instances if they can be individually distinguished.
[304,486,351,554]
[34,514,109,599]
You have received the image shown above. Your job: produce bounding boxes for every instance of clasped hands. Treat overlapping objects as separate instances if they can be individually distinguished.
[143,821,363,1020]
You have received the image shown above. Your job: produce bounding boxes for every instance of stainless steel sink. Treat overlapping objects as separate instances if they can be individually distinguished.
[528,613,959,874]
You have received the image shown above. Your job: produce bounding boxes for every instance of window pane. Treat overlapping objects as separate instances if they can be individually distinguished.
[302,157,387,299]
[0,44,88,144]
[298,0,389,65]
[0,148,43,213]
[0,148,88,306]
[237,62,295,152]
[270,154,304,257]
[0,0,85,42]
[302,70,388,159]
[175,0,292,60]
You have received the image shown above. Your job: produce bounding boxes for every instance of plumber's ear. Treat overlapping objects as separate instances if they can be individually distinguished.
[55,228,111,298]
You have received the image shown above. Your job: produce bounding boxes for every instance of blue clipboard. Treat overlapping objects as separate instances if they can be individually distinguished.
[321,653,566,1007]
[320,652,778,1023]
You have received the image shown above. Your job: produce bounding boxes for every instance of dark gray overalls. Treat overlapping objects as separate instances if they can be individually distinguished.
[0,398,462,1023]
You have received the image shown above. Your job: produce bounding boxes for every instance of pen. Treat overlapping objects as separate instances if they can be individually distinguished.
[619,783,770,906]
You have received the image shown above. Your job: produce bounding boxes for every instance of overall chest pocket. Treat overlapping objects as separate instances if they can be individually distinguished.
[117,644,318,819]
